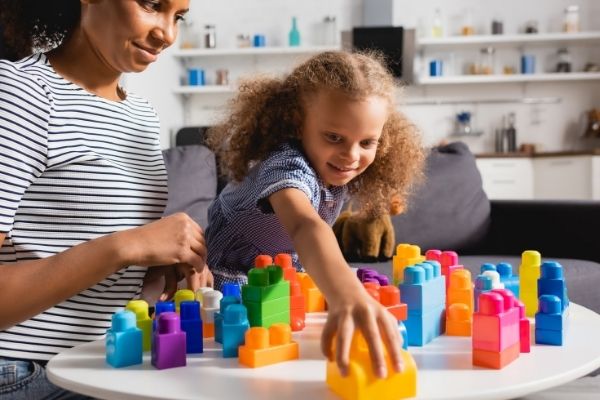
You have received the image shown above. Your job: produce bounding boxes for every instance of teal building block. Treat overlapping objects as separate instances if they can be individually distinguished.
[222,304,250,358]
[106,310,143,368]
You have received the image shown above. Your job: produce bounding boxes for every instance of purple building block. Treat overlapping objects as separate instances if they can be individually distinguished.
[152,312,187,369]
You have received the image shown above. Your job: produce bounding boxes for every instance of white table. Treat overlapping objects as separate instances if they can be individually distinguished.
[47,303,600,400]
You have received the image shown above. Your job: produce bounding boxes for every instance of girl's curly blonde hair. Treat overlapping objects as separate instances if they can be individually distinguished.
[207,51,425,216]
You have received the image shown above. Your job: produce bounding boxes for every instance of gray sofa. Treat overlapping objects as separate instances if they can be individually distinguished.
[162,142,600,313]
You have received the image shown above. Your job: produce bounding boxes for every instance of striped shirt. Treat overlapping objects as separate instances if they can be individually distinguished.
[206,144,347,290]
[0,54,167,360]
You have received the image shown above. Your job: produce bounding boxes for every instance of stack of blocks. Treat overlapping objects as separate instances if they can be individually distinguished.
[535,261,569,346]
[239,323,299,367]
[201,289,224,338]
[399,262,446,346]
[274,253,306,331]
[215,295,241,344]
[326,331,417,400]
[520,250,542,317]
[472,289,520,369]
[426,249,463,296]
[446,269,474,336]
[242,261,290,328]
[392,243,424,285]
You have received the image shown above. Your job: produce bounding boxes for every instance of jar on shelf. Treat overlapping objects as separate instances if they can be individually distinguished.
[556,48,572,73]
[236,34,251,48]
[179,20,197,49]
[479,47,496,75]
[323,16,338,46]
[204,24,216,49]
[563,5,580,33]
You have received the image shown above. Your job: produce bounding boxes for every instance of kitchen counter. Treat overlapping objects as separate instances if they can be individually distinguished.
[476,149,600,158]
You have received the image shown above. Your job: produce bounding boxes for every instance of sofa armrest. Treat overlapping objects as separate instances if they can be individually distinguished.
[466,200,600,263]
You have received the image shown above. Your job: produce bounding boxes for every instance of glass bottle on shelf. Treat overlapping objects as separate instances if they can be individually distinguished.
[204,25,216,49]
[323,16,338,46]
[461,9,475,36]
[431,8,443,38]
[479,47,496,75]
[289,17,301,47]
[563,5,580,33]
[179,20,196,49]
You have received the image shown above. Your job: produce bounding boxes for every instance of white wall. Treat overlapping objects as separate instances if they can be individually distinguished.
[125,0,600,153]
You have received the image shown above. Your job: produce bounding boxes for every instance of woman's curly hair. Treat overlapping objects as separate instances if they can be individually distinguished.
[0,0,80,61]
[207,51,426,217]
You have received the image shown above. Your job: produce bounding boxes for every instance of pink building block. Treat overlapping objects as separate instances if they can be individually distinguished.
[473,290,520,353]
[517,300,531,353]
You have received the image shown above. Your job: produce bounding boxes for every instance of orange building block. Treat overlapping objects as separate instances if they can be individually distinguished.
[297,272,326,312]
[254,255,273,269]
[326,332,417,400]
[203,322,215,338]
[473,341,520,369]
[379,285,407,321]
[446,303,472,336]
[289,280,306,331]
[447,269,474,313]
[238,323,299,367]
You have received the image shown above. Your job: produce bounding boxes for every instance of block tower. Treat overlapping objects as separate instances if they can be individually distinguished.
[242,260,290,328]
[519,250,541,317]
[446,269,474,336]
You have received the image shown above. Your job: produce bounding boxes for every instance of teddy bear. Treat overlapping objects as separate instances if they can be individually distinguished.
[333,195,404,262]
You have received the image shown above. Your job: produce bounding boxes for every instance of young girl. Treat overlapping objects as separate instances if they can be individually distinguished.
[206,51,425,378]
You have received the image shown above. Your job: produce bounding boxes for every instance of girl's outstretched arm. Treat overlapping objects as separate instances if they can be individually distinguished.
[269,188,403,378]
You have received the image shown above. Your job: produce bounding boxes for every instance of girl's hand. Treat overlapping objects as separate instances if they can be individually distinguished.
[320,291,403,378]
[119,212,207,271]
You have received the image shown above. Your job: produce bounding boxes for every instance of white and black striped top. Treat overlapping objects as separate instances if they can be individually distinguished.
[0,54,168,361]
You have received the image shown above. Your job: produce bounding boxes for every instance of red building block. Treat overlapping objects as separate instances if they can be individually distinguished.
[255,255,273,269]
[379,285,407,321]
[517,300,531,353]
[473,290,520,353]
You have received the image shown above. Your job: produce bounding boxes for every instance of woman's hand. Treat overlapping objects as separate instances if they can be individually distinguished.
[320,290,403,378]
[141,264,214,303]
[119,212,206,271]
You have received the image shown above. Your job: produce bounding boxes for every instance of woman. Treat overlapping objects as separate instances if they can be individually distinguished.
[0,1,205,398]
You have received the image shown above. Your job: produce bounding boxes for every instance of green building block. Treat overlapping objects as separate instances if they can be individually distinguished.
[244,296,290,319]
[242,281,289,303]
[248,309,290,328]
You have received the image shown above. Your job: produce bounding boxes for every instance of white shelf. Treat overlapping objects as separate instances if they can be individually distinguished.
[417,72,600,85]
[417,31,600,49]
[173,45,340,58]
[174,85,235,94]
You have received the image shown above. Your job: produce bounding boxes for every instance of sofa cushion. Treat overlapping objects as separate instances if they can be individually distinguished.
[391,141,490,252]
[162,145,217,228]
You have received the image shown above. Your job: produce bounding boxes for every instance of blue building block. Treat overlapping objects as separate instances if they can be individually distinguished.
[535,328,565,346]
[404,305,445,346]
[538,262,569,311]
[180,301,203,353]
[399,264,445,313]
[106,310,143,368]
[398,320,408,350]
[535,295,567,346]
[222,304,250,358]
[496,262,520,298]
[153,301,175,332]
[480,263,496,273]
[215,296,241,344]
[221,283,242,300]
[474,274,493,312]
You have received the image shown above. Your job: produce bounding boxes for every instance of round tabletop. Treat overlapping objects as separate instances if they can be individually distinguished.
[47,303,600,400]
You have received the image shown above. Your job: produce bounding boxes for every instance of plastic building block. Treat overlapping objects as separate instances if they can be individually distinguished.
[254,254,273,268]
[243,265,290,328]
[180,300,203,353]
[151,311,186,369]
[215,295,241,344]
[379,285,407,321]
[474,275,493,312]
[480,263,496,273]
[106,310,143,368]
[393,243,424,284]
[296,272,326,312]
[245,296,290,326]
[447,269,474,313]
[538,261,569,311]
[437,251,463,290]
[195,287,214,303]
[201,289,223,338]
[174,289,195,312]
[357,268,389,286]
[472,290,520,369]
[446,303,472,336]
[398,321,408,350]
[326,332,417,400]
[125,300,152,352]
[482,270,504,290]
[274,253,297,282]
[222,304,250,357]
[425,249,442,263]
[517,300,531,353]
[153,301,175,334]
[400,264,446,346]
[519,250,541,317]
[239,323,299,367]
[496,262,520,298]
[221,283,242,300]
[289,280,306,331]
[535,294,567,346]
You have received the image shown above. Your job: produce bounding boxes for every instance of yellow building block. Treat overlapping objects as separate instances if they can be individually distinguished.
[125,300,152,352]
[296,273,326,312]
[326,332,417,400]
[174,289,195,312]
[519,250,541,317]
[392,243,424,285]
